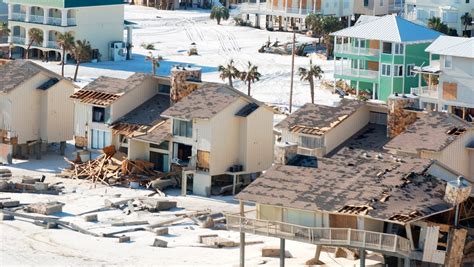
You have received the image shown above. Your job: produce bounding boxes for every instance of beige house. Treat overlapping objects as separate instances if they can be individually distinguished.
[353,0,404,16]
[0,60,76,162]
[5,0,126,61]
[127,83,275,196]
[385,112,474,180]
[70,73,165,150]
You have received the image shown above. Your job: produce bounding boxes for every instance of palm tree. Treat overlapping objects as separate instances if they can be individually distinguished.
[239,61,261,96]
[218,59,240,87]
[25,28,43,59]
[0,22,10,38]
[56,32,75,77]
[461,12,473,36]
[321,16,343,58]
[427,17,449,34]
[298,60,324,104]
[145,52,163,76]
[305,13,323,43]
[210,6,230,25]
[71,39,91,82]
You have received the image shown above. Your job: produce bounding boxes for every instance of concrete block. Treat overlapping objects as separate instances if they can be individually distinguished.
[22,177,40,184]
[0,168,12,177]
[84,214,98,222]
[0,200,20,208]
[25,202,64,215]
[261,247,293,258]
[0,213,14,220]
[154,227,168,236]
[34,182,49,191]
[140,199,177,211]
[198,234,218,243]
[202,236,237,248]
[153,238,168,248]
[45,222,58,229]
[118,235,130,243]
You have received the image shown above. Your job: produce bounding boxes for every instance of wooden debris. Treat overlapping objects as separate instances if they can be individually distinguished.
[201,236,237,248]
[60,145,181,188]
[198,234,218,243]
[334,247,359,260]
[25,202,64,215]
[154,227,169,236]
[0,199,20,208]
[262,247,293,258]
[0,168,12,178]
[118,235,131,243]
[139,199,177,212]
[110,220,149,227]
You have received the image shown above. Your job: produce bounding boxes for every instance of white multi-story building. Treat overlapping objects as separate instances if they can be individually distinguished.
[239,0,354,30]
[353,0,404,16]
[411,36,474,122]
[5,0,127,61]
[405,0,474,36]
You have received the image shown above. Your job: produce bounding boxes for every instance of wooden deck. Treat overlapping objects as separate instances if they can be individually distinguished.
[226,214,412,257]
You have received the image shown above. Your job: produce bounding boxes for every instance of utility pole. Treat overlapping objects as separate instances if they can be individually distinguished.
[289,29,296,113]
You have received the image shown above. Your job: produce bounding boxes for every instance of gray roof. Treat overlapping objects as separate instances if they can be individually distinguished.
[81,73,150,95]
[275,99,364,135]
[385,112,472,154]
[133,120,171,144]
[237,155,450,223]
[332,15,443,43]
[426,36,474,58]
[112,94,170,127]
[162,83,265,120]
[0,60,64,93]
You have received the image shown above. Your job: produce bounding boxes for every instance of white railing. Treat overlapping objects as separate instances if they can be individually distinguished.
[335,43,380,57]
[11,13,26,21]
[48,17,62,26]
[29,15,44,24]
[67,18,76,26]
[411,86,439,99]
[335,67,379,79]
[226,214,412,257]
[12,36,26,45]
[240,2,267,12]
[47,41,59,49]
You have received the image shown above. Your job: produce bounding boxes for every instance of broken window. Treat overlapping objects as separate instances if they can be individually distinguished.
[172,119,193,138]
[92,106,105,123]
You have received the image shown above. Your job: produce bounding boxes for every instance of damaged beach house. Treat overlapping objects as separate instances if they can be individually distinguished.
[0,60,76,164]
[69,65,274,196]
[227,96,474,266]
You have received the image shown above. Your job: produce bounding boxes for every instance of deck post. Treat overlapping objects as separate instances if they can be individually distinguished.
[181,170,187,196]
[359,249,365,267]
[314,245,322,263]
[232,174,237,195]
[280,238,285,267]
[404,257,410,267]
[240,201,245,267]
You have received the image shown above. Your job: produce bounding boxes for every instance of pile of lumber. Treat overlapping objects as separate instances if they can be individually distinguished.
[60,146,180,188]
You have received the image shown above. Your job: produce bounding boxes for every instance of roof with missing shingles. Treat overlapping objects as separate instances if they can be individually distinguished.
[385,112,472,154]
[275,99,365,136]
[161,83,268,120]
[0,60,65,93]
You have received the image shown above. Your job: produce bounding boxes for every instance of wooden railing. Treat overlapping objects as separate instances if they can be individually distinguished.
[226,214,411,257]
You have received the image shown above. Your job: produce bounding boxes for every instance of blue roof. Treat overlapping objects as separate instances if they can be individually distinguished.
[332,15,444,43]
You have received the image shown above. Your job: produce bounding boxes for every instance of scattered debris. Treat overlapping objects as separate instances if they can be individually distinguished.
[201,236,237,248]
[60,146,180,189]
[0,213,14,220]
[25,202,64,215]
[154,227,168,236]
[0,168,12,178]
[84,214,98,222]
[0,179,63,195]
[261,247,293,258]
[153,238,168,248]
[334,247,359,260]
[0,199,20,208]
[118,235,131,243]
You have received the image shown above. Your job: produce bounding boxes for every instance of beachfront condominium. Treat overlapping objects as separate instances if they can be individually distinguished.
[353,0,405,16]
[405,0,474,37]
[331,15,443,101]
[5,0,125,61]
[239,0,354,30]
[411,36,474,121]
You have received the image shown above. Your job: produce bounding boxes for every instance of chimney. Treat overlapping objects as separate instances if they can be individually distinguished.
[274,142,298,165]
[170,66,202,104]
[386,94,419,138]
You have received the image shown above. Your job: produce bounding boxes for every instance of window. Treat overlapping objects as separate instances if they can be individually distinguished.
[394,43,404,55]
[364,0,369,6]
[158,84,170,94]
[442,11,457,23]
[92,106,105,123]
[381,64,391,76]
[393,65,404,77]
[444,56,452,69]
[380,0,384,6]
[150,141,169,150]
[382,42,392,54]
[173,119,192,138]
[406,64,416,77]
[91,129,111,149]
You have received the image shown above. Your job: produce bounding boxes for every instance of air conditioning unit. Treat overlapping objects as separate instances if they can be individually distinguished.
[110,41,126,62]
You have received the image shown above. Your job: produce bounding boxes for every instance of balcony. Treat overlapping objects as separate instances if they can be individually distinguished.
[11,13,26,22]
[226,214,412,257]
[12,36,26,45]
[48,17,62,26]
[67,18,76,26]
[29,15,44,24]
[47,41,59,49]
[240,3,267,12]
[411,86,439,100]
[335,44,380,57]
[335,67,379,80]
